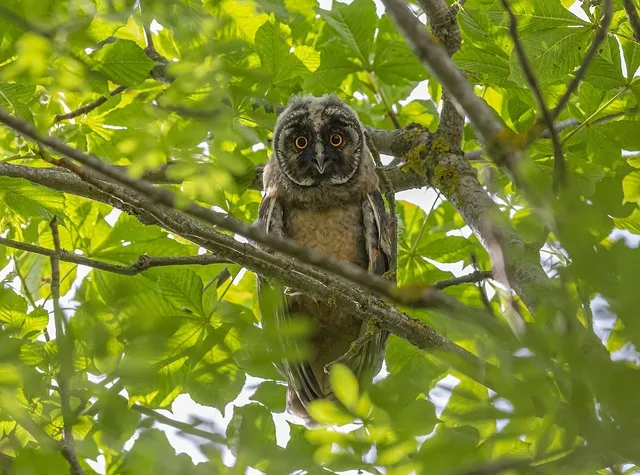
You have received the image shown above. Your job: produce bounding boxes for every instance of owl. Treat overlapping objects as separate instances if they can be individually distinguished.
[256,95,392,421]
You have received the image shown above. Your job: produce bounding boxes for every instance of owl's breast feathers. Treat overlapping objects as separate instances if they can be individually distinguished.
[287,205,368,268]
[257,148,391,420]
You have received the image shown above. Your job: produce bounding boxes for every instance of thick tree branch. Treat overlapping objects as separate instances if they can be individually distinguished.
[0,107,472,313]
[551,0,613,121]
[368,126,553,313]
[417,0,465,161]
[0,155,498,388]
[49,218,86,475]
[0,237,227,275]
[501,0,565,191]
[623,0,640,42]
[416,0,461,56]
[0,114,553,316]
[380,0,525,181]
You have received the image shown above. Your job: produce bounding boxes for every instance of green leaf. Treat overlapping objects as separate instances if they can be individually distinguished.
[304,42,361,92]
[307,399,354,425]
[0,82,36,108]
[96,394,142,449]
[583,56,627,90]
[330,363,359,411]
[12,448,68,475]
[254,20,315,84]
[318,0,377,67]
[509,28,588,85]
[455,46,511,85]
[120,429,198,474]
[622,170,640,205]
[613,208,640,234]
[89,39,156,86]
[157,269,205,317]
[187,332,246,411]
[250,380,287,413]
[226,403,279,470]
[0,287,27,324]
[417,235,474,263]
[484,0,586,33]
[0,177,65,219]
[373,15,424,85]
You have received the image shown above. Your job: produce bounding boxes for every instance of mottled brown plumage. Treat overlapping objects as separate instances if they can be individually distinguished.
[256,95,392,421]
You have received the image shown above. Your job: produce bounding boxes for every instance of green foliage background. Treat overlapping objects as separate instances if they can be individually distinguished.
[0,0,639,473]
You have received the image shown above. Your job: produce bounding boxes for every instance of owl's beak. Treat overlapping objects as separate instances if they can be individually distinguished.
[313,155,326,174]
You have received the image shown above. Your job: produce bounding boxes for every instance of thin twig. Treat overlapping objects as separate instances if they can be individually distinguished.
[141,24,172,83]
[464,107,639,161]
[471,255,495,315]
[49,218,85,475]
[366,132,398,276]
[143,24,156,52]
[432,270,493,290]
[501,0,566,191]
[551,0,613,121]
[623,0,640,42]
[0,236,227,275]
[561,89,629,144]
[54,86,127,123]
[132,405,224,444]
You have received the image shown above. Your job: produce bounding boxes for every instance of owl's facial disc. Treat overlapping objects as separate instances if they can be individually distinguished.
[273,97,364,187]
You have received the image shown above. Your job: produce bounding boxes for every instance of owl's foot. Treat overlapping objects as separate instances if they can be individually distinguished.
[322,322,377,375]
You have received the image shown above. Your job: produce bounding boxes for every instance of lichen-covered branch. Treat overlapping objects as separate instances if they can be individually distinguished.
[370,128,553,313]
[380,0,526,181]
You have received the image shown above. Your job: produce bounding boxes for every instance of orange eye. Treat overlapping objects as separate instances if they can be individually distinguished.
[294,136,308,149]
[330,133,343,147]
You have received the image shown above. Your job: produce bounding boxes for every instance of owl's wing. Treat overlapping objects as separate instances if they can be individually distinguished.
[255,196,324,410]
[342,191,393,383]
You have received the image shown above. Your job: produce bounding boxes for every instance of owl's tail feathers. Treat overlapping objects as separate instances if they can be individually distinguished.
[286,385,337,428]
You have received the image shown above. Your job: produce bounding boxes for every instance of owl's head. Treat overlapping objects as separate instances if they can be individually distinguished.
[272,95,365,187]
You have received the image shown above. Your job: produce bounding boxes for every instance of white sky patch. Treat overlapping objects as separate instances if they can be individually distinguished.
[608,229,640,248]
[492,397,514,432]
[429,374,460,418]
[0,260,15,283]
[150,19,164,33]
[567,1,590,22]
[104,208,121,226]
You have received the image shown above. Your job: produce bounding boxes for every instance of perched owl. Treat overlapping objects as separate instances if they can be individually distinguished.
[256,95,392,421]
